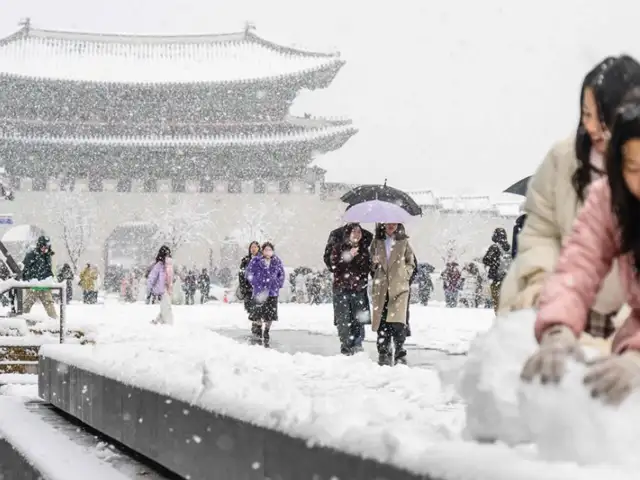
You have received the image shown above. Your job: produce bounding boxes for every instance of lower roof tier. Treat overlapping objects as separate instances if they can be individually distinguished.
[0,121,357,149]
[0,133,352,179]
[0,116,354,141]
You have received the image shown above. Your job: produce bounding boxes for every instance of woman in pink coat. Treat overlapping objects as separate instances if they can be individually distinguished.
[522,88,640,405]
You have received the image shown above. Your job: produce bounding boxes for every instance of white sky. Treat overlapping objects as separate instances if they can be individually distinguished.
[1,0,639,195]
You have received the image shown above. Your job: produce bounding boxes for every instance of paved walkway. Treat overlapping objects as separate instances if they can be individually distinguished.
[213,327,467,370]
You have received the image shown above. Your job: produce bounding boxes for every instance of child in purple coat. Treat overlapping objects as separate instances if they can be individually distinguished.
[246,242,285,344]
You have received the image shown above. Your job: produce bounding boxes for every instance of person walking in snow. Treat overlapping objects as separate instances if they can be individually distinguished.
[499,56,640,342]
[482,228,511,312]
[459,262,482,308]
[184,270,197,305]
[370,223,416,366]
[324,218,373,333]
[522,90,640,405]
[238,241,260,323]
[148,245,174,325]
[57,263,74,304]
[198,268,210,304]
[441,261,462,308]
[79,263,99,304]
[330,224,371,355]
[416,263,434,306]
[511,213,526,258]
[246,242,285,345]
[21,235,57,319]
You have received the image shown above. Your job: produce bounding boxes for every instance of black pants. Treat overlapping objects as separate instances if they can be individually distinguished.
[200,289,208,304]
[377,294,407,358]
[185,291,195,305]
[333,290,369,353]
[83,290,98,304]
[252,296,278,323]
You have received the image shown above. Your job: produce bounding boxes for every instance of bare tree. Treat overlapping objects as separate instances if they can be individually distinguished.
[151,199,213,252]
[231,202,295,246]
[55,193,97,272]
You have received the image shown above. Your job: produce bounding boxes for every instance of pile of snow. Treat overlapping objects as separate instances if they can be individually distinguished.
[520,360,640,467]
[458,309,538,445]
[38,321,640,479]
[0,317,29,336]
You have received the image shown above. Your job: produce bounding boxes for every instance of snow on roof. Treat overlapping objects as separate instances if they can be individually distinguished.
[406,190,521,216]
[1,224,38,243]
[0,25,343,84]
[0,123,358,147]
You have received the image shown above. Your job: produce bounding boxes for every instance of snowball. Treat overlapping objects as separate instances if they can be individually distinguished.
[519,360,640,467]
[457,309,538,445]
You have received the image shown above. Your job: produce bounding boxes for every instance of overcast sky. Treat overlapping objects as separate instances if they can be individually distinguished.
[1,0,639,194]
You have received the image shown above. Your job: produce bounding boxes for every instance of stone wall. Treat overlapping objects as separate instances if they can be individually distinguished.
[0,183,517,272]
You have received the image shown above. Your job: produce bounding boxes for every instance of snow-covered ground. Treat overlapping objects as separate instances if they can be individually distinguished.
[3,300,640,479]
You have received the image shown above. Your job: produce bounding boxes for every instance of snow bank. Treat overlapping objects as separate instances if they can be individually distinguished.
[458,309,538,445]
[0,397,131,480]
[41,325,457,468]
[38,322,640,480]
[519,360,640,467]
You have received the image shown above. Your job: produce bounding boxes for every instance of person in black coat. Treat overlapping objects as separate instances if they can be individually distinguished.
[329,224,372,355]
[238,241,261,331]
[323,223,373,271]
[324,222,373,345]
[512,214,526,258]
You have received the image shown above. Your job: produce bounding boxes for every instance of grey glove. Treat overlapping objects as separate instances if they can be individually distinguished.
[583,350,640,405]
[521,324,584,384]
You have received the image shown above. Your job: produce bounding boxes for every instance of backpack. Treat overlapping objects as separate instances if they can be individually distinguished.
[496,246,512,279]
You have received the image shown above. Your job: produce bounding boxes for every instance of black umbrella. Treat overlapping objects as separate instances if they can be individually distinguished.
[504,176,531,196]
[341,181,423,216]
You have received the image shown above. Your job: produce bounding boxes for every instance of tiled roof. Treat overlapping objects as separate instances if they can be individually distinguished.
[0,122,358,147]
[0,24,344,84]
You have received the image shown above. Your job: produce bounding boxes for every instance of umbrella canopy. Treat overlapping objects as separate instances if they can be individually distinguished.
[504,176,531,196]
[342,200,414,224]
[341,184,422,216]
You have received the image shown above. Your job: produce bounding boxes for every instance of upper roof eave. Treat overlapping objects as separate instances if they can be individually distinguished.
[0,58,345,86]
[0,23,341,58]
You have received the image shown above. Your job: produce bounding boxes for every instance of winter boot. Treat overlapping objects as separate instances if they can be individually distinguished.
[263,327,270,347]
[378,353,392,366]
[395,349,408,365]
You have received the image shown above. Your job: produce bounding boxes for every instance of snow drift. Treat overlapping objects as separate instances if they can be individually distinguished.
[458,309,538,445]
[520,360,640,467]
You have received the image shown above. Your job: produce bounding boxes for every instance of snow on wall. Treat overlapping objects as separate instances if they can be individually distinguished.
[39,322,640,480]
[0,397,132,480]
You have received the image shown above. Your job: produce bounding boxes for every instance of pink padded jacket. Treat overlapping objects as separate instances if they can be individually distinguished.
[535,177,640,353]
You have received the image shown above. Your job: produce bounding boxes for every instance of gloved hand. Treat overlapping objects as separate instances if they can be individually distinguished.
[583,350,640,405]
[521,324,584,383]
[511,283,543,311]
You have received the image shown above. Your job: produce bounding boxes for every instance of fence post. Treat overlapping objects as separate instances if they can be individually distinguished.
[59,286,66,344]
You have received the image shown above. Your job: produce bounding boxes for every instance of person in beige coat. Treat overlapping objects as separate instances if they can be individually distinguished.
[370,223,416,366]
[500,56,640,354]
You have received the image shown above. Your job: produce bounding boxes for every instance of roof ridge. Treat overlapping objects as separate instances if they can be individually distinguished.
[0,22,340,58]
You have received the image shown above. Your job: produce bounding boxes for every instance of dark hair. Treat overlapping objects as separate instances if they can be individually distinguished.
[156,245,171,263]
[573,55,640,201]
[248,241,260,255]
[375,223,409,240]
[261,242,275,252]
[606,88,640,274]
[343,223,362,240]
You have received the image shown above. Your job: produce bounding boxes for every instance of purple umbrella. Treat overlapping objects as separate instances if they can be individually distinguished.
[342,200,414,224]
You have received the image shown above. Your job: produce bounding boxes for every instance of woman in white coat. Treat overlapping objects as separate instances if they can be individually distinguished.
[499,56,640,352]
